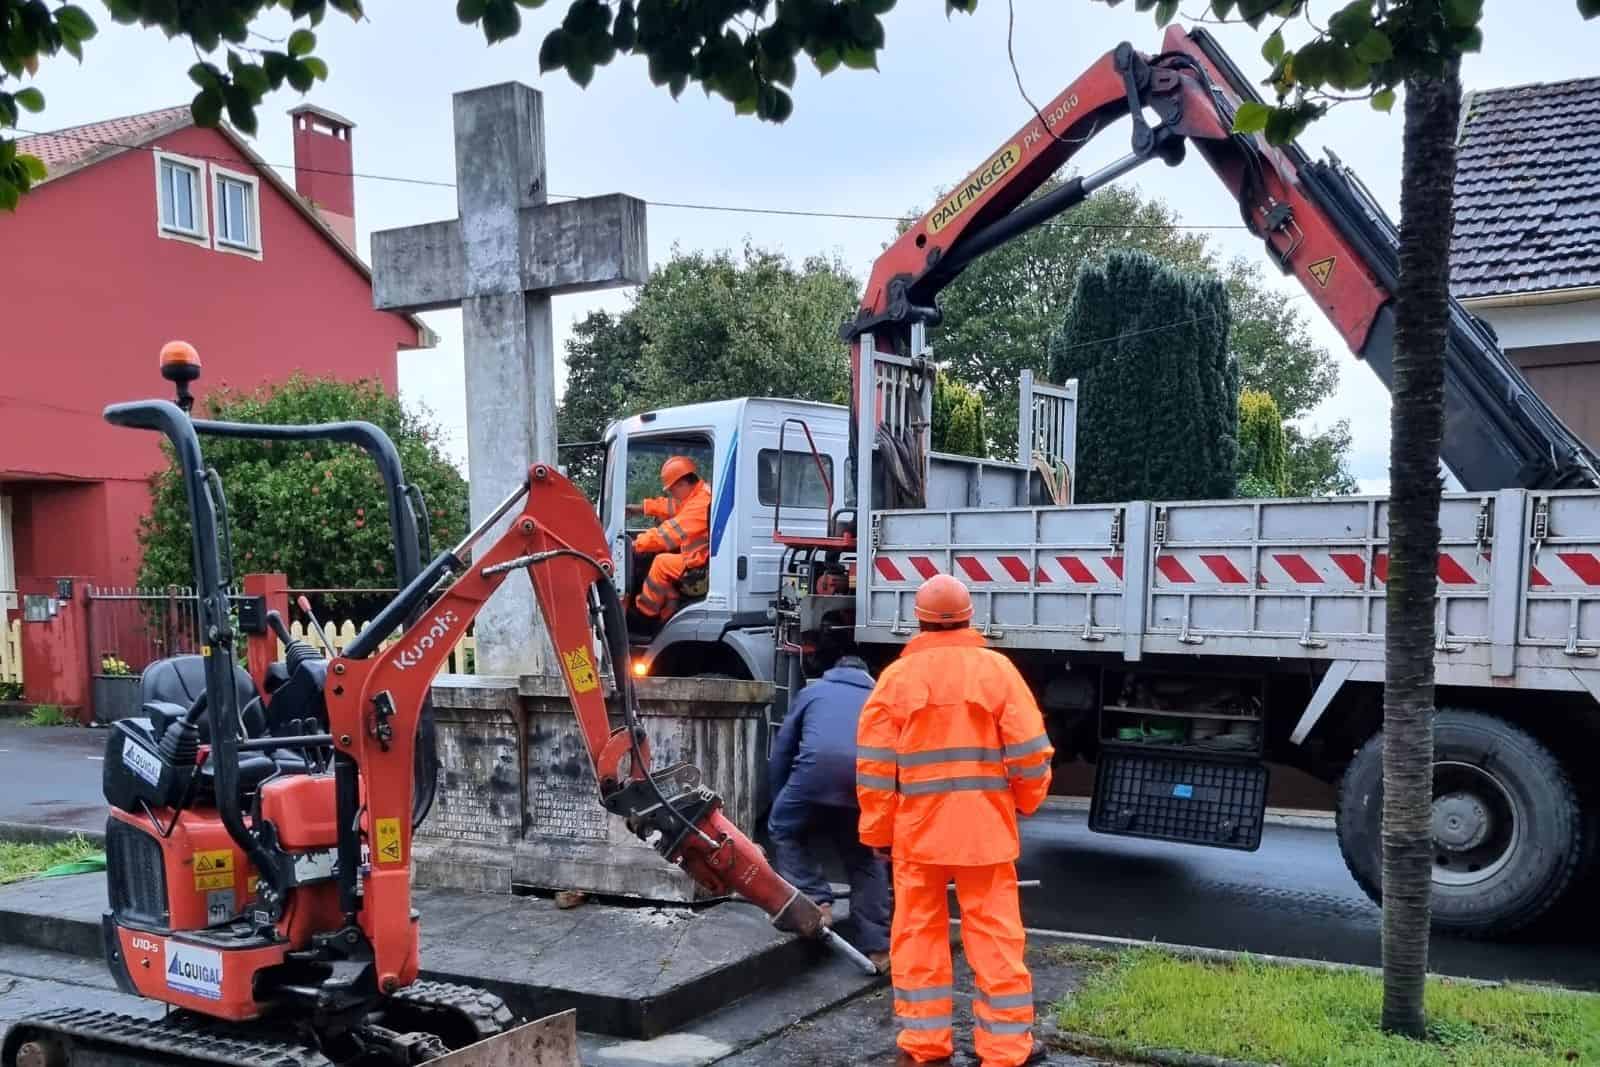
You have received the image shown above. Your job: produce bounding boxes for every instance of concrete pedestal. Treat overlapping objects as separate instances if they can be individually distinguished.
[414,674,773,902]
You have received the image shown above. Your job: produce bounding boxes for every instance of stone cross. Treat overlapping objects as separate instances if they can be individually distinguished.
[373,83,647,676]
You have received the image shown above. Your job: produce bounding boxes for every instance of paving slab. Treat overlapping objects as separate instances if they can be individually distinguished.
[0,873,862,1040]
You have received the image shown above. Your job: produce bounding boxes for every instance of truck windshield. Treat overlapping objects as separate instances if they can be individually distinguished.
[626,434,713,530]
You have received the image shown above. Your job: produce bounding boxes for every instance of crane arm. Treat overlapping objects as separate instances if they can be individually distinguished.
[846,25,1599,492]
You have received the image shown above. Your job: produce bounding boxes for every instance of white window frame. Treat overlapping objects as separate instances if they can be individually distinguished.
[210,164,263,260]
[153,150,210,246]
[0,494,15,613]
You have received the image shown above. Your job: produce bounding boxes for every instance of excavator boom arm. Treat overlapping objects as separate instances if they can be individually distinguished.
[327,467,828,991]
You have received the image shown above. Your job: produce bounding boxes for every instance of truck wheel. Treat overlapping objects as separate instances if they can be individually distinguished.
[1334,708,1584,937]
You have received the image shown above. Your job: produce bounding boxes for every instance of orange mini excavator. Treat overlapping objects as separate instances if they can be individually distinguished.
[2,344,850,1067]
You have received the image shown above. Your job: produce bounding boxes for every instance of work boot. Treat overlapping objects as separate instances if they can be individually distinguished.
[1021,1038,1048,1065]
[895,1053,952,1066]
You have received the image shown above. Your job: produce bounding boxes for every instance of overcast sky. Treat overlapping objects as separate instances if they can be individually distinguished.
[26,1,1600,491]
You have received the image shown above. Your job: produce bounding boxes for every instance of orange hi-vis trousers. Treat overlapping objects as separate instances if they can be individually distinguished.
[635,552,686,619]
[891,860,1034,1067]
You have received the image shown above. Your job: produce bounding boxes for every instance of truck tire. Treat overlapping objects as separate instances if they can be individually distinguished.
[1334,708,1584,937]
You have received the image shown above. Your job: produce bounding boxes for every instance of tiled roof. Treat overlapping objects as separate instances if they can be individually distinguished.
[16,106,194,181]
[1452,76,1600,299]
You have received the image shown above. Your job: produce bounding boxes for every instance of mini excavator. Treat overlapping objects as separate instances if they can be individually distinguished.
[2,343,848,1067]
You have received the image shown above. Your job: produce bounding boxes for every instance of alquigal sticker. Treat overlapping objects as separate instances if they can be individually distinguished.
[122,742,162,787]
[165,941,223,1001]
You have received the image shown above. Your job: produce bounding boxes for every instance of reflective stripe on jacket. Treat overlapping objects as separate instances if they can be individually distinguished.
[635,481,712,567]
[856,627,1053,865]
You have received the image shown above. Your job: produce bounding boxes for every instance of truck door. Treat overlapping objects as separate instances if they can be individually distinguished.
[610,430,717,607]
[739,405,848,613]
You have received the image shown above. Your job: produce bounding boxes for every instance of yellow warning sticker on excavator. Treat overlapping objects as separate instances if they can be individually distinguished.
[194,850,234,891]
[563,647,599,694]
[375,817,403,866]
[1308,256,1336,288]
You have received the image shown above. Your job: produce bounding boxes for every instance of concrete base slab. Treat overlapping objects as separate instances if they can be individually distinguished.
[0,873,857,1040]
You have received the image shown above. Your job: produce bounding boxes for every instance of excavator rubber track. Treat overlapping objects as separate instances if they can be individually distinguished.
[1,1008,333,1067]
[2,982,518,1067]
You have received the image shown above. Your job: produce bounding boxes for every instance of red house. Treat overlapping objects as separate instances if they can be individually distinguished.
[0,104,431,603]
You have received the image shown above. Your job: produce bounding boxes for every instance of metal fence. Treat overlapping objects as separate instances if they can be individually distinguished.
[85,586,209,673]
[82,585,477,677]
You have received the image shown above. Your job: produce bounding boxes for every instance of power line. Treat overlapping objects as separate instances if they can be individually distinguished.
[15,123,1252,231]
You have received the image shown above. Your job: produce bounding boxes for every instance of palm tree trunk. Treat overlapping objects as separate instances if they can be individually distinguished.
[1382,63,1463,1039]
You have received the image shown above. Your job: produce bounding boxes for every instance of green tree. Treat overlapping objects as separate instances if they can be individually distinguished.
[558,242,860,497]
[559,309,645,498]
[1286,421,1359,496]
[1049,249,1236,503]
[931,373,986,457]
[632,243,858,409]
[137,376,468,617]
[0,0,976,208]
[1237,388,1288,496]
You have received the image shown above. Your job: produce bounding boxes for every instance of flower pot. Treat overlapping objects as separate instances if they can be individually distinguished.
[92,674,143,724]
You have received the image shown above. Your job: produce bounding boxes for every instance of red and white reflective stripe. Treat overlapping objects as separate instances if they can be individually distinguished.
[1150,551,1250,586]
[1036,554,1125,586]
[1528,550,1600,589]
[871,552,1127,586]
[873,554,943,584]
[1148,550,1488,588]
[876,549,1495,589]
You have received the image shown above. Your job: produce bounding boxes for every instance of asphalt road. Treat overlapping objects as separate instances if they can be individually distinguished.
[0,722,108,831]
[1015,812,1600,989]
[5,721,1598,990]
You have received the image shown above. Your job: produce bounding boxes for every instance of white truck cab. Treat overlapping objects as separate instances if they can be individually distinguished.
[598,396,851,679]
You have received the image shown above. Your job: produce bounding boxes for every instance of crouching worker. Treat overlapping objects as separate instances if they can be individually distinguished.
[767,653,891,973]
[858,575,1054,1067]
[625,455,711,624]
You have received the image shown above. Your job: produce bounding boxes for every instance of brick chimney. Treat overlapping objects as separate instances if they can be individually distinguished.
[289,104,357,250]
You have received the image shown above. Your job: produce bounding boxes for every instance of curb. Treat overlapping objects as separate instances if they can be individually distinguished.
[1048,1027,1272,1067]
[0,821,105,847]
[0,895,104,960]
[1038,796,1335,832]
[954,922,1508,990]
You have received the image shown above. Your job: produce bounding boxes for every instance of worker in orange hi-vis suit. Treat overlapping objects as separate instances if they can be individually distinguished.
[625,456,711,621]
[857,574,1054,1067]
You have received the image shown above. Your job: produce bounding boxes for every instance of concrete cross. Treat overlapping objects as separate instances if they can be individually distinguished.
[373,83,647,676]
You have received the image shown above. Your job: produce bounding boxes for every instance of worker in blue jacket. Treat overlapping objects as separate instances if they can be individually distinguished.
[767,654,891,971]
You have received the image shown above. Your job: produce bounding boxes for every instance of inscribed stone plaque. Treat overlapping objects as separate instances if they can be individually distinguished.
[526,718,610,843]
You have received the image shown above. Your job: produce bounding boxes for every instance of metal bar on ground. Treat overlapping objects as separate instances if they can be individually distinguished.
[821,928,881,975]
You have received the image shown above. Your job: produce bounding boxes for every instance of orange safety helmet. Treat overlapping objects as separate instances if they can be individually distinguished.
[913,573,973,624]
[660,455,698,491]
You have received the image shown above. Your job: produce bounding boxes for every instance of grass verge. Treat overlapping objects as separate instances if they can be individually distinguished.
[0,836,103,885]
[1055,947,1599,1067]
